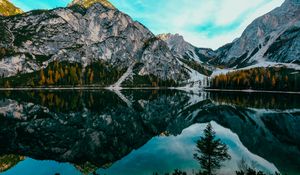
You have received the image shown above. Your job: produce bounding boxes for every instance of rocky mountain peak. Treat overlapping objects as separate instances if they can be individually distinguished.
[215,0,300,67]
[158,33,215,64]
[68,0,115,9]
[158,33,185,43]
[158,33,190,54]
[158,33,195,54]
[0,0,23,16]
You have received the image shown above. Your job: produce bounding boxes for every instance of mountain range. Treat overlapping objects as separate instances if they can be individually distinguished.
[0,0,299,88]
[160,0,300,68]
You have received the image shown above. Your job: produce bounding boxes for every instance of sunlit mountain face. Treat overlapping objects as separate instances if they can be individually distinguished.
[0,0,22,16]
[0,90,299,175]
[68,0,115,9]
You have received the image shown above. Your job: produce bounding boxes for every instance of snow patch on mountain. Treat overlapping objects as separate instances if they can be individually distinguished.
[111,62,135,88]
[177,59,209,88]
[211,61,300,77]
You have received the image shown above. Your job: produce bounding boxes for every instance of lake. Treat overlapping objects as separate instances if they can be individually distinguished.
[0,90,299,175]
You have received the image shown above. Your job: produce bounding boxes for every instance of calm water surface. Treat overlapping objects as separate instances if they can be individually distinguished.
[0,90,299,175]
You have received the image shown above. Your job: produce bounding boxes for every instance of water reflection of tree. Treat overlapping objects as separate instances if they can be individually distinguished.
[194,123,231,175]
[0,90,128,113]
[209,92,300,109]
[235,158,281,175]
[154,124,283,175]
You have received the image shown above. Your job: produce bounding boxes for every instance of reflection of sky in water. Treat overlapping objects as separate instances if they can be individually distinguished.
[0,122,278,175]
[0,158,80,175]
[97,121,278,175]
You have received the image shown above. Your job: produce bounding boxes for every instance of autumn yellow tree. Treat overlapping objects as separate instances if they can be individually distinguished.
[47,69,54,85]
[272,76,276,87]
[54,70,61,83]
[39,69,46,85]
[255,75,259,84]
[89,70,94,84]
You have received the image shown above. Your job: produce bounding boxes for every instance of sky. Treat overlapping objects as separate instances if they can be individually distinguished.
[10,0,285,49]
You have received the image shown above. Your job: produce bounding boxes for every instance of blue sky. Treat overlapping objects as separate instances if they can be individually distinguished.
[10,0,284,49]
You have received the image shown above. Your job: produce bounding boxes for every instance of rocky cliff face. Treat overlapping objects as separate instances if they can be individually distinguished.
[0,2,188,84]
[0,0,23,16]
[215,0,300,67]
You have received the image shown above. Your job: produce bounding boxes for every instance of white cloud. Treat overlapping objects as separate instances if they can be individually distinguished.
[215,0,266,25]
[111,0,285,49]
[12,0,285,49]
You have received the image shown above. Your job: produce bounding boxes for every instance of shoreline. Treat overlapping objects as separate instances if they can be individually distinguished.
[205,89,300,94]
[0,87,165,91]
[0,87,299,94]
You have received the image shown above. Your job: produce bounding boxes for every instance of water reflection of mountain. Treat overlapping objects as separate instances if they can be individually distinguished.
[175,103,300,175]
[0,90,299,174]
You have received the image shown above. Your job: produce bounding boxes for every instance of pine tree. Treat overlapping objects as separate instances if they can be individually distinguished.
[29,78,35,87]
[4,80,10,88]
[194,123,231,175]
[70,66,78,85]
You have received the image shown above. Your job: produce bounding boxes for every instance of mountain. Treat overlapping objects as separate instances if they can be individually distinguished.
[68,0,115,9]
[158,33,215,63]
[0,0,23,16]
[0,0,299,88]
[214,0,300,68]
[159,0,300,69]
[0,2,197,87]
[158,33,214,76]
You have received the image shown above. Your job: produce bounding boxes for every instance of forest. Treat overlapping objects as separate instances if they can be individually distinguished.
[0,61,126,87]
[210,67,300,91]
[0,61,178,88]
